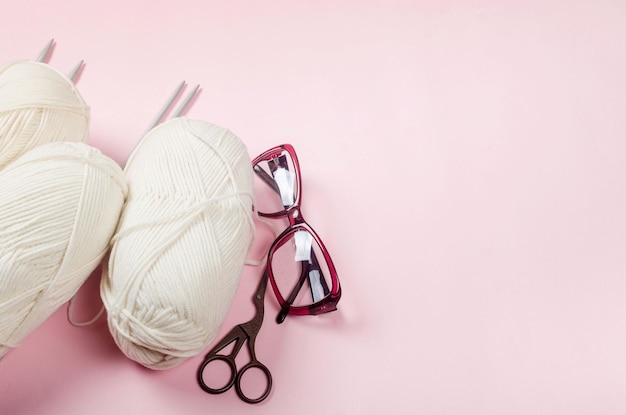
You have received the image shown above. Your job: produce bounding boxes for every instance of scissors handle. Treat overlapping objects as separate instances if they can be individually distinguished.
[234,360,273,404]
[197,355,272,404]
[197,354,238,395]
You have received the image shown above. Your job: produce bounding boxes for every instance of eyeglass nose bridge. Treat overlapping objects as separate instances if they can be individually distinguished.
[283,205,305,226]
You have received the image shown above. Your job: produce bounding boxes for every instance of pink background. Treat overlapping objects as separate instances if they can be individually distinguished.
[2,1,626,413]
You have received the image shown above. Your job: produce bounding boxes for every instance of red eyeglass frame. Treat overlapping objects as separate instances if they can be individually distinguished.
[252,144,342,323]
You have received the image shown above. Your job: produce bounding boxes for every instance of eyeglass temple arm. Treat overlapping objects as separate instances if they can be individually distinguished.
[276,255,329,324]
[253,165,280,194]
[276,262,309,324]
[308,249,330,296]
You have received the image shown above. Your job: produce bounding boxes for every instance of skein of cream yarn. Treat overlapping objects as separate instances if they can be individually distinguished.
[101,117,254,370]
[0,61,89,169]
[0,142,127,359]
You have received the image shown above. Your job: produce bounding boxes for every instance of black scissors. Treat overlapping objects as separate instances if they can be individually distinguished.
[197,272,272,404]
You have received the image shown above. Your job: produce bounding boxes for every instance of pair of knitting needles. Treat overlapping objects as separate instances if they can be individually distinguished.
[144,81,201,134]
[36,39,83,83]
[37,39,201,134]
[118,82,200,168]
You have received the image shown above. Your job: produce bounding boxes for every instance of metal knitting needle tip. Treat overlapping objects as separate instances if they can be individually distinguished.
[36,38,55,62]
[145,80,187,134]
[67,60,84,83]
[172,84,200,118]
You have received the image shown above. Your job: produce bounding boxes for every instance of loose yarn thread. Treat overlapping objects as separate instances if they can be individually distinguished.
[101,117,255,370]
[0,61,89,169]
[0,142,127,358]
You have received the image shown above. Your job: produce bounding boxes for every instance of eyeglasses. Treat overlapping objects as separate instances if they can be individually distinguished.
[252,144,342,323]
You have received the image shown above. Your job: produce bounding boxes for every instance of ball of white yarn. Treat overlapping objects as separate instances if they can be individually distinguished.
[0,61,89,169]
[0,142,127,359]
[101,117,254,370]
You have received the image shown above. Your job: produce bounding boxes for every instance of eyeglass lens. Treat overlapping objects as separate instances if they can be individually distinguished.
[271,229,332,307]
[253,149,299,215]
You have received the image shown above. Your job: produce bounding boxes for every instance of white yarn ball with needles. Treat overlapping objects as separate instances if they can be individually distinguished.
[0,61,89,169]
[0,142,127,359]
[101,117,254,370]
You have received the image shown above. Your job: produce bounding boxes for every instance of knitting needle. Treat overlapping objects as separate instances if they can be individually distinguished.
[123,82,185,169]
[36,39,55,63]
[127,82,199,168]
[171,84,200,118]
[35,40,84,84]
[144,80,187,134]
[67,60,84,83]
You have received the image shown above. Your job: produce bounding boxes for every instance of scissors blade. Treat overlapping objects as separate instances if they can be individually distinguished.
[239,272,268,335]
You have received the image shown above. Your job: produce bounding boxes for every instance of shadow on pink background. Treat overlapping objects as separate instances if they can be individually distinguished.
[1,1,626,414]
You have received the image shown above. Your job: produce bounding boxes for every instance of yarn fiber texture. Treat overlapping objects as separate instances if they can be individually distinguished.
[101,117,255,370]
[0,61,89,170]
[0,142,127,358]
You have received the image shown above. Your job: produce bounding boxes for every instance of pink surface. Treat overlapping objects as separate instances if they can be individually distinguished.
[1,1,626,413]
